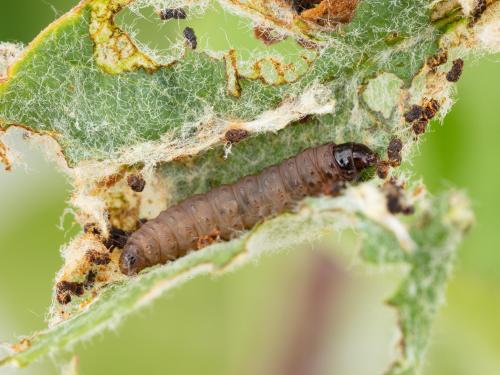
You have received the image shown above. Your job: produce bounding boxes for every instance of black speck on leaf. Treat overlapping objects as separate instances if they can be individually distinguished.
[183,27,197,49]
[160,8,186,20]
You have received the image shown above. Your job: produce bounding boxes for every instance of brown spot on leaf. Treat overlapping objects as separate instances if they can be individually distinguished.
[89,0,159,74]
[95,167,126,189]
[127,174,146,192]
[224,48,241,97]
[295,38,319,49]
[446,58,464,82]
[0,140,12,171]
[11,338,32,353]
[253,25,287,45]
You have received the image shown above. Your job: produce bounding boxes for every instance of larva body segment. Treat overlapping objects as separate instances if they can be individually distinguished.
[233,175,263,227]
[120,143,377,275]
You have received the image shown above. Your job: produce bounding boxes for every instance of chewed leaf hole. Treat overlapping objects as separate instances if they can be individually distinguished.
[116,1,315,84]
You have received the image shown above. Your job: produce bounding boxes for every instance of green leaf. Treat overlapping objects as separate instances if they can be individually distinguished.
[0,185,472,370]
[0,0,441,165]
[0,0,498,372]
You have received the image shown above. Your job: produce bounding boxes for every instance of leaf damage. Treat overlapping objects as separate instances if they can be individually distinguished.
[89,0,160,74]
[0,0,498,372]
[0,183,472,374]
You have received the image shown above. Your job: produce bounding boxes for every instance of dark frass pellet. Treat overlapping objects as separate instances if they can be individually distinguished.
[422,98,440,120]
[412,119,428,135]
[86,249,111,265]
[56,280,85,304]
[427,49,448,71]
[404,105,424,123]
[127,174,146,192]
[224,129,249,143]
[83,222,101,236]
[160,8,186,20]
[384,178,413,215]
[84,270,97,289]
[387,138,403,166]
[404,98,440,135]
[376,161,390,179]
[446,59,464,82]
[183,27,197,49]
[470,0,487,25]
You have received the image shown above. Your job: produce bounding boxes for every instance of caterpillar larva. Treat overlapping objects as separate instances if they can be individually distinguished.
[120,142,377,275]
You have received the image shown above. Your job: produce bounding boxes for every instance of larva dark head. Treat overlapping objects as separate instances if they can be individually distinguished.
[333,143,377,180]
[119,244,147,275]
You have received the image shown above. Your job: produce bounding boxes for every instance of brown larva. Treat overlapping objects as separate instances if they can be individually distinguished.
[120,143,377,275]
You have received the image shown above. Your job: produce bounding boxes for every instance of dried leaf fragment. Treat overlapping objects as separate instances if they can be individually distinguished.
[298,0,359,26]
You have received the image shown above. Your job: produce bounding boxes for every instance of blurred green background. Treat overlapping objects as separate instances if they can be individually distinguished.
[1,1,499,374]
